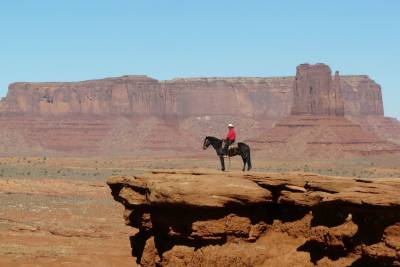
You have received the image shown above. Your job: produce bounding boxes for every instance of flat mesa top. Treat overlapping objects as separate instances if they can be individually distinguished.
[6,75,371,86]
[107,170,400,209]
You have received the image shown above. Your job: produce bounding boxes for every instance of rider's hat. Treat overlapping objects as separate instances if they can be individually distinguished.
[228,123,234,128]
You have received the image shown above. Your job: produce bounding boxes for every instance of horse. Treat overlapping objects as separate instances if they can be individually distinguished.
[202,136,252,171]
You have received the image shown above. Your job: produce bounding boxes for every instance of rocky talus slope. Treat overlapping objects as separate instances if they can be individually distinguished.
[107,170,400,267]
[249,115,400,159]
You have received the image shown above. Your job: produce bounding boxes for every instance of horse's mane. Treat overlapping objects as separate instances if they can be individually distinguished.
[206,136,222,142]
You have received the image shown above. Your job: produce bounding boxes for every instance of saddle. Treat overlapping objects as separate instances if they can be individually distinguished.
[222,142,239,157]
[228,143,239,150]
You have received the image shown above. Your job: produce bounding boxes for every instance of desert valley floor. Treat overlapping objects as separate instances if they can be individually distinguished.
[0,155,399,267]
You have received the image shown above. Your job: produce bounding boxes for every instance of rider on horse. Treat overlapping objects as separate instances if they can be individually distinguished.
[222,123,236,155]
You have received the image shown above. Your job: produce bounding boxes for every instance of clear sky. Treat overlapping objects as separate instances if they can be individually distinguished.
[0,1,399,118]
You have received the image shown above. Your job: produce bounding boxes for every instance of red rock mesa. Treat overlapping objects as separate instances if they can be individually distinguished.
[0,63,398,156]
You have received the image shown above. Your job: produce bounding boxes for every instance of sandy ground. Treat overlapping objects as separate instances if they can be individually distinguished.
[0,156,399,266]
[0,171,138,267]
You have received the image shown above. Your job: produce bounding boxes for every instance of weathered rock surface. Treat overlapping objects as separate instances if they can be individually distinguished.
[107,170,400,266]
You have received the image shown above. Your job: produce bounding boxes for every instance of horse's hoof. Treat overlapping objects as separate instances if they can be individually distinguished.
[221,169,225,171]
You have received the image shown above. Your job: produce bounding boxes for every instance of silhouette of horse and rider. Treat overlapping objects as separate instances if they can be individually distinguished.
[203,123,252,171]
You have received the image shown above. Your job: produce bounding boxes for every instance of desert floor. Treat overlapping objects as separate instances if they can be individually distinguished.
[0,155,399,266]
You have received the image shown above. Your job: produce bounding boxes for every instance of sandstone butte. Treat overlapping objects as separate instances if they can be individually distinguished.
[0,63,399,157]
[107,170,400,267]
[248,63,400,158]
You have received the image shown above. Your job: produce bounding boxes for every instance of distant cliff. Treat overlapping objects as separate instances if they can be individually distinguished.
[0,73,384,118]
[0,64,395,156]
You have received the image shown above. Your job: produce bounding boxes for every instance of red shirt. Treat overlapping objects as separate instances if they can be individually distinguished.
[226,128,236,141]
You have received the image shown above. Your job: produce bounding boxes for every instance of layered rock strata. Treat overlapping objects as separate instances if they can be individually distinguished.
[107,170,400,266]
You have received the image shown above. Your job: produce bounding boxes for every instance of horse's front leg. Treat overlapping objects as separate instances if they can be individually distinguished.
[219,155,225,171]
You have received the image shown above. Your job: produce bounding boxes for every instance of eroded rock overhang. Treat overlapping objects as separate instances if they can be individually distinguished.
[107,170,400,266]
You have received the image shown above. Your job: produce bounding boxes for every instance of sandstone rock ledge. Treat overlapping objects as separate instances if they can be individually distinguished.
[107,170,400,267]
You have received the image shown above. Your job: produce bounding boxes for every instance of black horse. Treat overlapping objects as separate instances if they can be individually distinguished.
[203,136,252,171]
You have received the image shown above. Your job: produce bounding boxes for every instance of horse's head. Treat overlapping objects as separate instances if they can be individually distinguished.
[203,137,211,150]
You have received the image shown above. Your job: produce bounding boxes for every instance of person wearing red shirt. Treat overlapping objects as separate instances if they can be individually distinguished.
[222,123,236,155]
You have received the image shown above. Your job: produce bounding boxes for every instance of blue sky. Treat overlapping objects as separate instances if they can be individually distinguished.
[0,1,399,118]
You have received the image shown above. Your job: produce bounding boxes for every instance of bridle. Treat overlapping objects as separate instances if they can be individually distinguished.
[203,138,210,149]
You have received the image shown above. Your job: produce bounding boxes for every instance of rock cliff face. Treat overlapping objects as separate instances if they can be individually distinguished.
[1,76,174,116]
[341,75,384,116]
[107,170,400,266]
[0,76,293,119]
[0,73,385,118]
[291,64,344,116]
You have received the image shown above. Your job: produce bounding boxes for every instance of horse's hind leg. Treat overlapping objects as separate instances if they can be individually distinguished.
[241,154,246,171]
[247,151,252,171]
